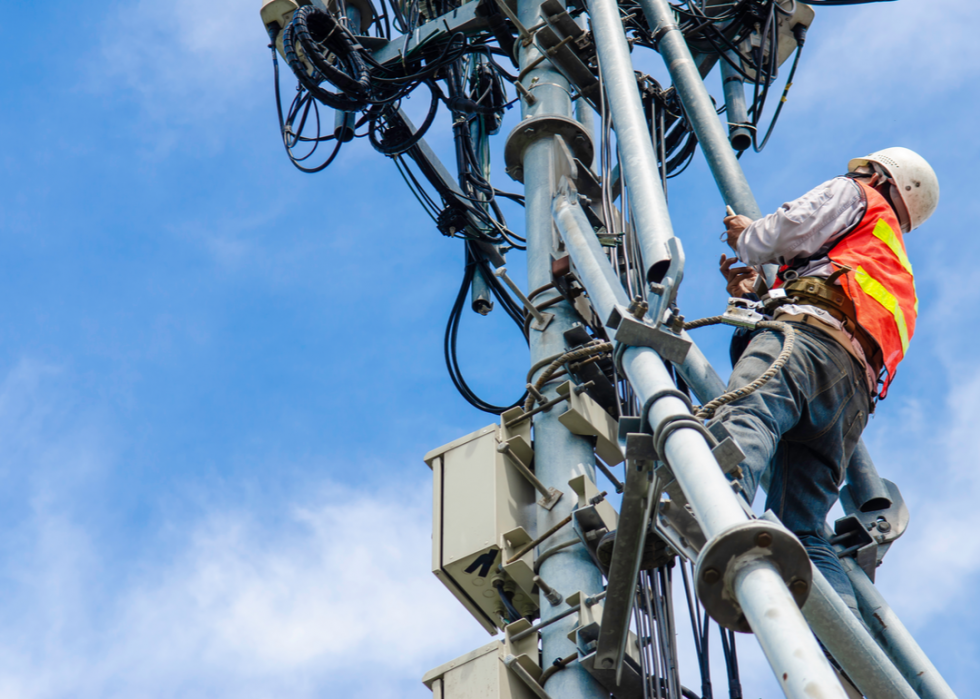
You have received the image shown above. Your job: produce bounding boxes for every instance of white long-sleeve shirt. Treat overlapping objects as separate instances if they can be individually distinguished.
[736,176,865,271]
[736,176,877,391]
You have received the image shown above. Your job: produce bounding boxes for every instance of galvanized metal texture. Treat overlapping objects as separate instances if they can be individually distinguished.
[592,445,656,682]
[517,0,608,696]
[842,555,960,699]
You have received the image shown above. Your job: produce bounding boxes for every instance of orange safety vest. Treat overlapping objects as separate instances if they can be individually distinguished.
[776,180,918,398]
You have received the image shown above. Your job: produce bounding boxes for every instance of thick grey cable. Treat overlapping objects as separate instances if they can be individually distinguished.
[533,538,583,572]
[523,342,613,411]
[539,653,579,685]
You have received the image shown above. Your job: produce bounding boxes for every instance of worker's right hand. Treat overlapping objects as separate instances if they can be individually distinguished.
[723,214,753,252]
[719,255,758,297]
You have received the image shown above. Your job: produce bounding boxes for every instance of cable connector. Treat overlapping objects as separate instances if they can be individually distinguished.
[533,575,564,607]
[793,23,808,47]
[436,206,470,237]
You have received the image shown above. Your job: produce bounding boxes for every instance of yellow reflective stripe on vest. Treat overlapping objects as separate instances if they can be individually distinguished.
[855,265,910,354]
[872,219,919,313]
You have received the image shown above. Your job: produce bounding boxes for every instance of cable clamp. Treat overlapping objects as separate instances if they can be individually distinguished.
[606,304,692,365]
[650,21,679,48]
[653,415,717,463]
[637,389,694,436]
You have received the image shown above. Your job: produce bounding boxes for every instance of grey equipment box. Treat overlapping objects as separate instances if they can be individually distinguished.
[423,620,541,699]
[424,418,539,634]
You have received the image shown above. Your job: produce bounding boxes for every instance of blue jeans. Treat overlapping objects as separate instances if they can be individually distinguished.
[708,322,870,616]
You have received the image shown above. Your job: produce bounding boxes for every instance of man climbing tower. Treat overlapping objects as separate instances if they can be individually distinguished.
[712,147,939,615]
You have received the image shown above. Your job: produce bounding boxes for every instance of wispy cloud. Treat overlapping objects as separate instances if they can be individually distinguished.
[794,0,980,111]
[103,484,490,696]
[88,0,272,157]
[0,359,488,699]
[98,0,269,112]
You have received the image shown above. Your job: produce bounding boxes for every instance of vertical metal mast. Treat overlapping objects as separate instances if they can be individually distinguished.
[261,2,961,696]
[513,0,607,697]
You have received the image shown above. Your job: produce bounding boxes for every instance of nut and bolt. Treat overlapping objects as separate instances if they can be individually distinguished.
[627,295,649,320]
[702,568,721,585]
[790,579,809,595]
[756,531,773,548]
[876,520,891,533]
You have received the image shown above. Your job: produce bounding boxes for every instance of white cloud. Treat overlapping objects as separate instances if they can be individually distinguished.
[0,481,492,699]
[93,0,271,133]
[794,0,980,111]
[0,357,491,699]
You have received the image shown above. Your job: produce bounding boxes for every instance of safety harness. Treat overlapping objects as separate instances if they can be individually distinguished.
[759,175,917,398]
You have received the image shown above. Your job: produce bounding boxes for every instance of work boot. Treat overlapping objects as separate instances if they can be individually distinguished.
[596,526,674,573]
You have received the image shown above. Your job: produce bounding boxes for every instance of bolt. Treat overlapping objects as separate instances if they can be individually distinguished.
[702,568,720,585]
[790,579,809,595]
[626,295,649,320]
[876,520,891,533]
[756,531,773,548]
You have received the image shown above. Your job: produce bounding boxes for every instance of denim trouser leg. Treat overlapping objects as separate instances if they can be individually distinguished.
[707,322,870,617]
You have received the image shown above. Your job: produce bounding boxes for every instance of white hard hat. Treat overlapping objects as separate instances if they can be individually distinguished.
[848,147,939,233]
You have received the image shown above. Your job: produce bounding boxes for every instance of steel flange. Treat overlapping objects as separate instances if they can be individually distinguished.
[503,116,594,183]
[694,519,812,633]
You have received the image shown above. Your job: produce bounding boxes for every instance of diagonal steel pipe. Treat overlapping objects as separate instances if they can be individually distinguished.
[840,555,959,699]
[636,0,761,220]
[586,0,675,284]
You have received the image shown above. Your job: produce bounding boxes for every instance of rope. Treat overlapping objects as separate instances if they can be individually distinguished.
[681,318,796,420]
[682,314,726,330]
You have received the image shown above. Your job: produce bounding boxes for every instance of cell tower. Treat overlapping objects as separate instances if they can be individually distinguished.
[257,0,957,697]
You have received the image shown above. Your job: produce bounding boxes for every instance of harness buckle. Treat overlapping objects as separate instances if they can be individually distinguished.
[760,287,796,316]
[722,297,766,329]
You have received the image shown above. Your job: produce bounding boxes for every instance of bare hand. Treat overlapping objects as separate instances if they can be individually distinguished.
[723,214,753,252]
[719,255,758,298]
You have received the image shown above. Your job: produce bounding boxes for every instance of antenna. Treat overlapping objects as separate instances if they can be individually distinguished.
[257,0,958,697]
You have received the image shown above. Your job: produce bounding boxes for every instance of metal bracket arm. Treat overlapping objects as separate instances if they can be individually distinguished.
[397,109,506,267]
[593,433,658,684]
[372,2,491,65]
[494,267,554,331]
[496,440,563,510]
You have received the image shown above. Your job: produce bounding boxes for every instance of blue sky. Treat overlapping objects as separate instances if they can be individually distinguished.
[0,0,976,697]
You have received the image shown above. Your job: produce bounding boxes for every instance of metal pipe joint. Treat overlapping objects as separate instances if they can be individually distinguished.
[695,518,812,632]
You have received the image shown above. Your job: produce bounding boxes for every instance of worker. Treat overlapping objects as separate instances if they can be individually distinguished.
[711,147,939,616]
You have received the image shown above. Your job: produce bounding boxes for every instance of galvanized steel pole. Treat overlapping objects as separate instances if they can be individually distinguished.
[731,561,848,698]
[636,0,761,220]
[842,556,959,699]
[587,0,675,283]
[636,0,782,284]
[720,53,752,153]
[515,2,607,698]
[801,564,918,699]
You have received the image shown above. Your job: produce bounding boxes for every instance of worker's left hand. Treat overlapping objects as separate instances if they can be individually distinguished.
[723,214,753,252]
[719,255,758,297]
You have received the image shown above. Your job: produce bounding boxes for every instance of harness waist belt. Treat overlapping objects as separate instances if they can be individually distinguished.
[782,277,883,376]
